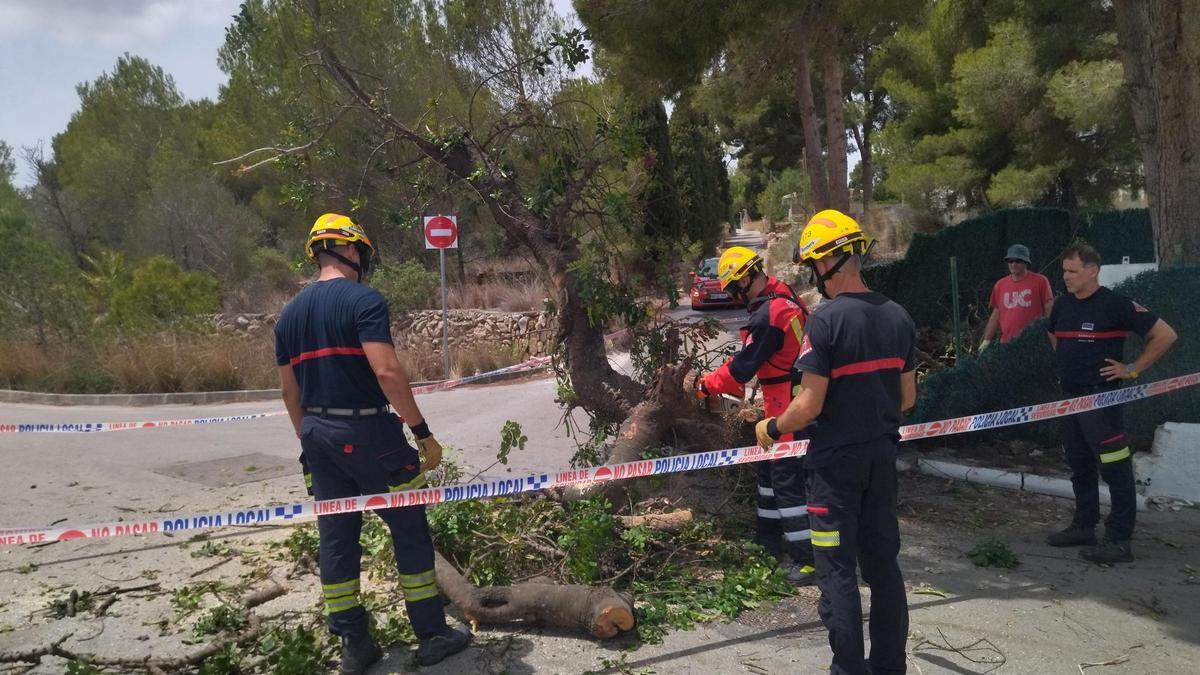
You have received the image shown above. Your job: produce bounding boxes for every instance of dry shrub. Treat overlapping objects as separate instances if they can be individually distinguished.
[444,279,545,311]
[0,341,50,389]
[100,333,276,393]
[396,342,444,382]
[398,340,528,382]
[0,328,533,394]
[0,333,277,394]
[450,342,525,378]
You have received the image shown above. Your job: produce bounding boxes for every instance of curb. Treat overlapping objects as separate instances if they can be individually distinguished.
[901,455,1147,511]
[0,388,283,407]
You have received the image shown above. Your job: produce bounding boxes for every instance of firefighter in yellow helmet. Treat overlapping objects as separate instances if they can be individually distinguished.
[696,245,816,585]
[755,209,916,675]
[277,213,470,672]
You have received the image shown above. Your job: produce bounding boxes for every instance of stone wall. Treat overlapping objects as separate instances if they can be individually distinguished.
[392,310,557,356]
[212,310,558,356]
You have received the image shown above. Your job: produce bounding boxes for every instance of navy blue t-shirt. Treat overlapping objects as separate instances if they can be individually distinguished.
[1049,286,1159,391]
[795,292,916,467]
[274,278,392,408]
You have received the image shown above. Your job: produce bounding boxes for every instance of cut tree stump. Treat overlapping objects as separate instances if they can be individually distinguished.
[434,553,635,638]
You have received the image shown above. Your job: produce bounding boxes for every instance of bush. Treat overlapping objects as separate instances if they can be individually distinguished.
[0,215,88,344]
[371,260,438,310]
[223,247,303,313]
[108,255,220,332]
[755,168,809,224]
[914,267,1200,451]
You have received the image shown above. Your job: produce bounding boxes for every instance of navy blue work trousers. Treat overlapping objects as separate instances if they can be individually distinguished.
[301,413,447,639]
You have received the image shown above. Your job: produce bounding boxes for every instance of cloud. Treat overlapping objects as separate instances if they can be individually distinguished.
[0,0,240,46]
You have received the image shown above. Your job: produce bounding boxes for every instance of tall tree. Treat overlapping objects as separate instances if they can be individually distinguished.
[1113,0,1200,266]
[0,141,21,221]
[221,0,653,421]
[670,93,730,253]
[879,0,1139,212]
[578,0,861,211]
[628,96,683,254]
[53,55,187,248]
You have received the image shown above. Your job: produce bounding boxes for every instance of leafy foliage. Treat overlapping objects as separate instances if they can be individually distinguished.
[107,256,220,332]
[968,539,1020,569]
[370,259,439,311]
[878,0,1138,210]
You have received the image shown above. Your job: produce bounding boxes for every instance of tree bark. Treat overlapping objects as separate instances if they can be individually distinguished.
[1114,0,1200,266]
[434,552,635,638]
[795,45,830,211]
[615,509,693,533]
[822,49,850,212]
[560,362,713,504]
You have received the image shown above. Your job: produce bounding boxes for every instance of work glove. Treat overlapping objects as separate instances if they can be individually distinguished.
[408,420,443,471]
[978,339,992,353]
[415,435,443,472]
[754,417,781,451]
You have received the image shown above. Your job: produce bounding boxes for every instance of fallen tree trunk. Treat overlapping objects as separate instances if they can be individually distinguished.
[561,362,727,504]
[434,552,635,639]
[615,509,693,533]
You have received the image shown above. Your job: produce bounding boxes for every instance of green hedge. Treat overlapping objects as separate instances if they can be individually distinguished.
[863,208,1155,329]
[913,267,1199,451]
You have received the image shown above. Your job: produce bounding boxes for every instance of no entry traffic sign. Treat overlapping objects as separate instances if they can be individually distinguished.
[424,215,459,249]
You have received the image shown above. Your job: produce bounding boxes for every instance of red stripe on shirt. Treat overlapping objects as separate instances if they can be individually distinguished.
[1053,331,1129,340]
[830,357,906,379]
[289,346,366,366]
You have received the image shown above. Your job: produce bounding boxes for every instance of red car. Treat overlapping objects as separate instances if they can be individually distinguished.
[689,257,742,310]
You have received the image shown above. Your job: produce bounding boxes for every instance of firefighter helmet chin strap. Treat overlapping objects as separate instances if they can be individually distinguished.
[731,270,759,310]
[808,253,853,300]
[319,243,371,282]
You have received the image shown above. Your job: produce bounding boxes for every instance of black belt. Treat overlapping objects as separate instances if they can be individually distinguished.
[305,405,390,418]
[759,370,802,386]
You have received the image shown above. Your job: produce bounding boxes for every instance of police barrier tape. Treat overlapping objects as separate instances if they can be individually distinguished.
[2,371,1196,546]
[0,411,290,435]
[0,357,555,434]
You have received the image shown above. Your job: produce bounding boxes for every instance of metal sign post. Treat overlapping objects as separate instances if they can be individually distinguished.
[440,247,449,379]
[423,215,459,381]
[950,256,962,365]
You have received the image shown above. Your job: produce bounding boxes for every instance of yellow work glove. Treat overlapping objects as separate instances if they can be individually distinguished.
[416,435,443,472]
[754,417,781,450]
[979,339,992,352]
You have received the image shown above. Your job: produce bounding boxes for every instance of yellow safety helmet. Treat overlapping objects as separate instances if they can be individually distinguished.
[797,209,873,262]
[716,246,763,290]
[305,213,374,260]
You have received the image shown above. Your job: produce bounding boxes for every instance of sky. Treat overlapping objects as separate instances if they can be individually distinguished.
[0,0,245,186]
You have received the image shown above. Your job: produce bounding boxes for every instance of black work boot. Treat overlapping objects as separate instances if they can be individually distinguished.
[1046,524,1097,547]
[1080,539,1134,565]
[416,625,471,666]
[340,633,383,675]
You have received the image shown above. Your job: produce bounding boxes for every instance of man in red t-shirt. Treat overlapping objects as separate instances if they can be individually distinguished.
[979,244,1053,350]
